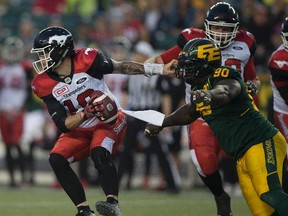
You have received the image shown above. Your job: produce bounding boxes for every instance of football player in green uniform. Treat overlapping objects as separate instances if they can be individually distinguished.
[145,38,288,216]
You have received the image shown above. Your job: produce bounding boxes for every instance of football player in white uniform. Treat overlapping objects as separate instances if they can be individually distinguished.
[31,26,176,216]
[0,36,29,187]
[145,2,260,215]
[268,17,288,193]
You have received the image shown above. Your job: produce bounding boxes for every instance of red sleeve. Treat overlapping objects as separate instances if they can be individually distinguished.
[236,31,257,81]
[243,56,257,81]
[160,46,182,64]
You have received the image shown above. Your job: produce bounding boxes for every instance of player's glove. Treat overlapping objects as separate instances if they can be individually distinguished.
[80,92,104,120]
[246,80,258,96]
[81,102,96,120]
[191,89,212,103]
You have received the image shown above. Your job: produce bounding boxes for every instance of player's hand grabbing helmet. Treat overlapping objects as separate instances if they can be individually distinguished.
[204,2,239,49]
[1,36,24,63]
[281,17,288,51]
[30,26,74,74]
[177,38,221,83]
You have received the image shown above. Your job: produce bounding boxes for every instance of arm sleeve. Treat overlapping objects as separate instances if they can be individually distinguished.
[43,95,70,133]
[243,56,257,81]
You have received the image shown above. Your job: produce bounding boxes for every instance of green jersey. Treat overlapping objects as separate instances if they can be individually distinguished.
[191,66,278,160]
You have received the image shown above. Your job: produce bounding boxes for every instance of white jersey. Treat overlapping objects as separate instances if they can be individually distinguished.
[0,63,27,111]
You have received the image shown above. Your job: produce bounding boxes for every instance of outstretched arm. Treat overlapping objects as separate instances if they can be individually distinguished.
[145,103,200,135]
[111,59,177,76]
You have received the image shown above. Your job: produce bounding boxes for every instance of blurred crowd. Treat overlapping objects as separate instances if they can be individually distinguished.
[0,0,287,70]
[0,0,287,194]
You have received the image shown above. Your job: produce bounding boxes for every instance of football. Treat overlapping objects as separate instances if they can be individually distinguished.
[91,90,118,125]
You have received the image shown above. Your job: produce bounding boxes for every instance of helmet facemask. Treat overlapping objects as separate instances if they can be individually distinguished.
[31,45,55,74]
[31,44,70,74]
[177,56,210,82]
[205,20,239,49]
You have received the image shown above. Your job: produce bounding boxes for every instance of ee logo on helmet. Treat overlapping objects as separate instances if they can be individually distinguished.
[197,44,221,62]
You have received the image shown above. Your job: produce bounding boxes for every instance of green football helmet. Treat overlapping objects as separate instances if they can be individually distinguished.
[177,38,221,83]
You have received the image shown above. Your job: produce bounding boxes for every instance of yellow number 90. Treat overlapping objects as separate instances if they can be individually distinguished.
[214,68,230,78]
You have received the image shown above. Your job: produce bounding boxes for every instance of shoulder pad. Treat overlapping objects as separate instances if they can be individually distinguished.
[177,28,206,49]
[74,48,99,72]
[268,47,288,70]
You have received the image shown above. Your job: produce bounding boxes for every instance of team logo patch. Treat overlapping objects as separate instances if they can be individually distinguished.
[54,85,69,97]
[76,77,88,85]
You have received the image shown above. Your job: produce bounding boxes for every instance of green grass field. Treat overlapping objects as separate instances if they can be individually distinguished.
[0,186,251,216]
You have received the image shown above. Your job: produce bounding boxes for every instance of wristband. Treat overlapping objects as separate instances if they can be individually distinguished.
[144,63,164,76]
